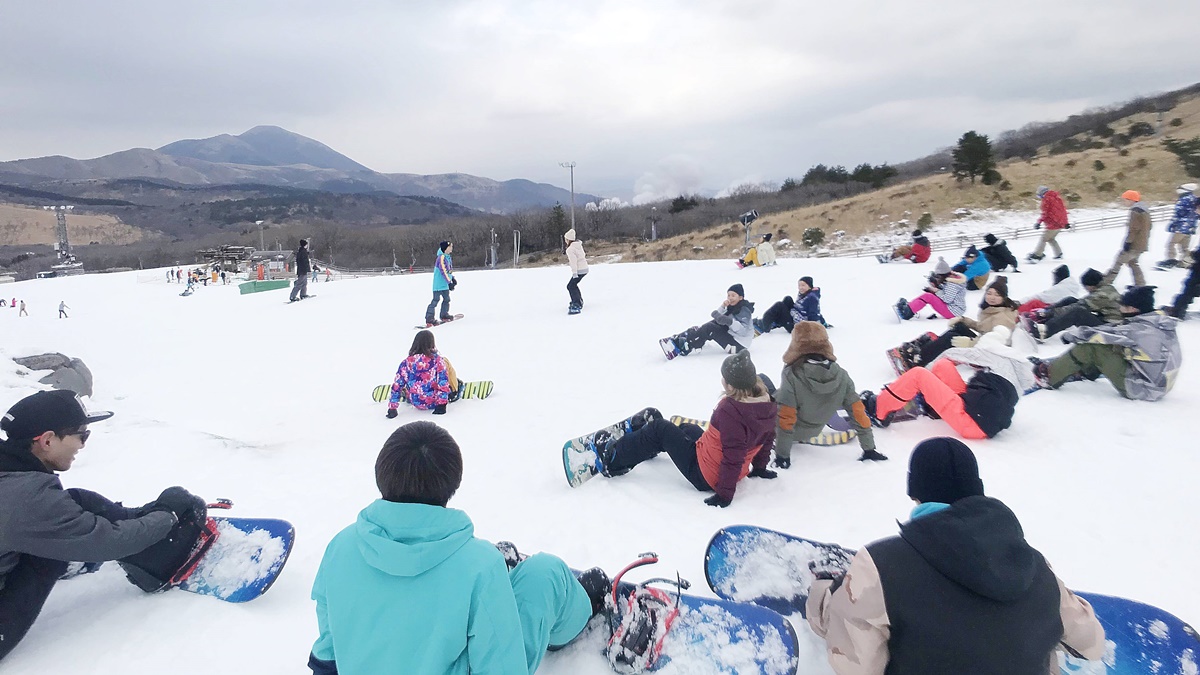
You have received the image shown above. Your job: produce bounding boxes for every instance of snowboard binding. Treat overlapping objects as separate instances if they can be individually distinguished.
[605,553,688,674]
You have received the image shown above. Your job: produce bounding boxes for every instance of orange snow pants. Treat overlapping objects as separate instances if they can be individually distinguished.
[876,360,987,440]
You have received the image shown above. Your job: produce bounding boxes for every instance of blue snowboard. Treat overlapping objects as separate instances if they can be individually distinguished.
[704,525,1200,675]
[176,517,295,603]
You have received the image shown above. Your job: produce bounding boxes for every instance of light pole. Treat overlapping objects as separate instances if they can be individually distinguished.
[559,162,576,231]
[256,220,265,250]
[42,205,75,262]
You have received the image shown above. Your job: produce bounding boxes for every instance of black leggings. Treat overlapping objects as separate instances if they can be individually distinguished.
[919,323,977,364]
[1043,304,1104,338]
[761,298,794,332]
[605,419,712,492]
[1172,262,1200,317]
[567,273,586,306]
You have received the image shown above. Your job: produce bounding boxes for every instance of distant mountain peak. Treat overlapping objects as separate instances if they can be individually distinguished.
[159,126,370,172]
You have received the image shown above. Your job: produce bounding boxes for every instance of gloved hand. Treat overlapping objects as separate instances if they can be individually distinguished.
[704,494,732,508]
[432,404,447,415]
[386,408,398,419]
[808,547,853,580]
[712,312,733,326]
[1034,223,1042,230]
[1064,223,1071,229]
[772,457,791,470]
[747,466,777,479]
[1123,242,1131,252]
[946,316,961,327]
[951,335,973,348]
[148,486,206,524]
[449,278,458,290]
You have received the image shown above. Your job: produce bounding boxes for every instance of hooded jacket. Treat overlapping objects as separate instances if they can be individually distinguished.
[715,299,755,349]
[1168,192,1197,236]
[807,497,1105,675]
[695,395,776,501]
[932,273,968,317]
[433,250,455,291]
[773,359,874,461]
[565,240,588,276]
[953,254,992,281]
[1061,311,1181,401]
[909,235,931,263]
[1082,283,1123,323]
[389,352,452,410]
[1123,203,1151,253]
[296,245,312,276]
[310,501,591,675]
[959,371,1019,438]
[958,304,1018,337]
[1038,191,1069,229]
[789,288,825,326]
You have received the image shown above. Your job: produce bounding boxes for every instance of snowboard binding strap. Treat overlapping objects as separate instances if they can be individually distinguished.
[605,553,689,674]
[168,517,220,586]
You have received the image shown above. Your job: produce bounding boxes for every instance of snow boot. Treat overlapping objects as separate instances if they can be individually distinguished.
[752,318,765,336]
[858,449,889,462]
[593,430,629,477]
[858,390,891,428]
[578,567,612,616]
[495,541,525,571]
[568,303,582,315]
[894,298,914,321]
[1155,259,1179,270]
[1029,357,1053,390]
[1025,252,1045,263]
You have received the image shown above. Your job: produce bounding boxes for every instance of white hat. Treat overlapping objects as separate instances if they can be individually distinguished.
[564,229,576,241]
[1179,183,1198,194]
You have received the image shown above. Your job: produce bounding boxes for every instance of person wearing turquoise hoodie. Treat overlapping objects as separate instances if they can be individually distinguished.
[951,246,992,290]
[309,421,608,675]
[424,241,457,327]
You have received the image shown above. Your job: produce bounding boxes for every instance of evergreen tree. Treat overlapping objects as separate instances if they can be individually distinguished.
[952,131,998,184]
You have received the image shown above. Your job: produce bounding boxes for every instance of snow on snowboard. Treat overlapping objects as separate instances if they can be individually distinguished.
[703,524,1200,675]
[668,413,856,447]
[176,516,294,603]
[563,407,662,487]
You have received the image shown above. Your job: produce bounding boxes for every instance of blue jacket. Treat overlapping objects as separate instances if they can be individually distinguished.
[789,288,827,326]
[310,502,531,675]
[955,255,992,280]
[433,250,455,291]
[1169,193,1198,236]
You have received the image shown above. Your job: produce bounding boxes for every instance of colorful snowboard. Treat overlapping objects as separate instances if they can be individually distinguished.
[563,407,662,487]
[372,380,494,403]
[704,524,1200,675]
[415,313,464,330]
[659,336,682,360]
[668,413,856,447]
[176,516,295,603]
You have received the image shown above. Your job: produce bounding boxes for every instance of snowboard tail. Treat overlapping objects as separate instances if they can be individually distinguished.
[372,380,493,403]
[176,517,295,603]
[563,408,662,487]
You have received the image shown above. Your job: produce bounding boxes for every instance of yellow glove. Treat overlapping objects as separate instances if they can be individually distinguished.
[951,335,973,348]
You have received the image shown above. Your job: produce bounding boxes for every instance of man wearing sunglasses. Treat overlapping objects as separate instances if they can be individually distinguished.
[0,390,207,661]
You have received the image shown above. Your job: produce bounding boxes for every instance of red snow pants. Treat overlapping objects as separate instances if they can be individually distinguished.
[876,360,987,440]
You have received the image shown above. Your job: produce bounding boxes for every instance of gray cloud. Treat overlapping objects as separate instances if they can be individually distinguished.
[1,0,1197,199]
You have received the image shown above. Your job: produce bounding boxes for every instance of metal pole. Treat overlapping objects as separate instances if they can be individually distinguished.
[513,230,521,268]
[256,220,265,250]
[559,162,576,231]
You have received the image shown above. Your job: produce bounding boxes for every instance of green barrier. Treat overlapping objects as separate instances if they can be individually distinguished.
[238,280,291,295]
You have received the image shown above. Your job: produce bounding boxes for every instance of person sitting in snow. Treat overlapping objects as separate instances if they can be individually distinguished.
[664,284,754,356]
[1017,264,1083,313]
[587,351,779,507]
[1157,183,1198,269]
[1021,268,1122,341]
[807,438,1105,674]
[755,276,830,334]
[772,322,885,466]
[0,391,208,662]
[894,276,1018,372]
[980,233,1020,273]
[894,257,968,321]
[879,229,931,264]
[1031,286,1180,401]
[386,330,462,417]
[308,421,611,675]
[951,245,992,291]
[737,233,777,268]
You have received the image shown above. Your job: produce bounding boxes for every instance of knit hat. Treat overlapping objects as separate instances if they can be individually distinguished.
[1081,268,1103,287]
[907,437,985,504]
[986,275,1009,299]
[1121,190,1141,202]
[1120,285,1156,314]
[762,233,773,242]
[798,276,814,289]
[564,229,576,241]
[727,284,745,298]
[1053,265,1070,284]
[1036,185,1049,199]
[984,233,998,246]
[912,230,922,238]
[965,245,979,258]
[932,257,951,275]
[783,321,836,365]
[2,390,113,441]
[299,239,308,247]
[439,240,452,252]
[720,350,758,391]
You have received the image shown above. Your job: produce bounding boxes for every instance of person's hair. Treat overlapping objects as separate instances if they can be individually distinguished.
[409,330,437,357]
[724,376,768,402]
[375,422,463,506]
[979,288,1019,310]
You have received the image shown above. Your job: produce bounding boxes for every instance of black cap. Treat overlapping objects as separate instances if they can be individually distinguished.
[984,233,998,245]
[907,437,984,504]
[299,239,308,247]
[1,391,113,441]
[965,245,979,257]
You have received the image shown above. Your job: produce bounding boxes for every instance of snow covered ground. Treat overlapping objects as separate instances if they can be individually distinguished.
[1,207,1196,674]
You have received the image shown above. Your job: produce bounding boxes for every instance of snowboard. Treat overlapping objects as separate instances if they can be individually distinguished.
[287,294,317,303]
[885,332,938,376]
[415,313,464,329]
[892,300,909,323]
[562,407,662,487]
[372,380,494,403]
[668,414,856,447]
[875,253,892,264]
[659,336,683,360]
[704,524,1200,675]
[176,516,295,603]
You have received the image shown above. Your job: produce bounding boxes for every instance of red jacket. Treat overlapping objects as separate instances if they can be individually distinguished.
[1039,191,1069,229]
[910,240,931,263]
[696,396,777,501]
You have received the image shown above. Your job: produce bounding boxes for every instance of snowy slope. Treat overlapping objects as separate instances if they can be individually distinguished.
[1,208,1196,674]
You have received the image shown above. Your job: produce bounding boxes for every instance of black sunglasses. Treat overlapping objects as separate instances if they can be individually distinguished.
[58,429,91,443]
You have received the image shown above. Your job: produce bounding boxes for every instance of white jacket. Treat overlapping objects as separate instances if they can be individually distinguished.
[756,241,776,265]
[1022,278,1083,306]
[566,240,588,276]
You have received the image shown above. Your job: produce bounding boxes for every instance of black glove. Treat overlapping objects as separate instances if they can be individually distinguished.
[747,466,777,479]
[1034,223,1042,230]
[148,487,206,524]
[1123,242,1131,252]
[432,404,447,415]
[773,457,791,470]
[704,494,732,508]
[808,547,854,580]
[449,278,458,290]
[1064,223,1071,229]
[386,408,398,419]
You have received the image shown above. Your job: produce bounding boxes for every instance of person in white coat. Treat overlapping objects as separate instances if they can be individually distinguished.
[564,229,589,314]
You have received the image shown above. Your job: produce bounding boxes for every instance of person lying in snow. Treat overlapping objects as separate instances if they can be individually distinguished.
[755,276,830,334]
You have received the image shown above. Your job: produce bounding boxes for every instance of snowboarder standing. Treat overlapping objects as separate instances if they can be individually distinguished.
[1027,185,1070,262]
[57,301,69,319]
[290,239,312,302]
[424,241,456,327]
[0,391,208,662]
[1102,190,1150,287]
[1158,183,1198,269]
[806,438,1105,673]
[18,300,27,317]
[308,421,610,675]
[564,228,588,314]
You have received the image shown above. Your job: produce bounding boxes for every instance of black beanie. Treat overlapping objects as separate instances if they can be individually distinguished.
[1120,285,1156,314]
[984,233,998,245]
[1081,268,1103,287]
[965,245,979,257]
[762,233,773,242]
[1053,265,1070,284]
[439,240,451,252]
[912,230,922,238]
[299,239,308,247]
[799,276,814,289]
[907,438,985,504]
[727,283,745,298]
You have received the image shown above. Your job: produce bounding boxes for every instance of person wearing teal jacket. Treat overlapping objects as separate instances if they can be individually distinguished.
[952,246,992,290]
[309,421,607,675]
[424,241,456,326]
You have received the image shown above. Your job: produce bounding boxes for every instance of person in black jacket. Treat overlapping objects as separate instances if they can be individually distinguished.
[981,233,1020,273]
[290,239,312,302]
[860,358,1018,439]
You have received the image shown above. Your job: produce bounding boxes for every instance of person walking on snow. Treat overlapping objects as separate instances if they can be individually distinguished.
[564,229,588,314]
[772,322,885,466]
[290,239,312,302]
[385,330,460,417]
[18,301,27,317]
[1103,190,1150,287]
[1158,183,1198,269]
[424,241,456,327]
[57,302,69,319]
[1027,185,1070,262]
[665,284,754,356]
[756,276,830,334]
[806,438,1105,675]
[895,258,968,320]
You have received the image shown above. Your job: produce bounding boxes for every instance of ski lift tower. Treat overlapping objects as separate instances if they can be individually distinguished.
[739,209,759,249]
[42,205,76,263]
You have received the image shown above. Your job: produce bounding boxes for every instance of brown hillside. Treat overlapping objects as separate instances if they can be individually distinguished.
[0,204,146,246]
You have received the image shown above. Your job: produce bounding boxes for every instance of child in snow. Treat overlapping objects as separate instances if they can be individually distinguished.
[590,351,778,507]
[386,330,460,417]
[772,322,885,466]
[308,421,610,675]
[980,233,1019,273]
[896,276,1019,371]
[807,438,1105,673]
[1017,264,1083,313]
[424,241,456,327]
[1158,183,1198,269]
[737,233,777,268]
[880,230,931,263]
[564,228,588,313]
[894,258,967,320]
[1022,268,1122,341]
[666,284,754,355]
[756,276,829,334]
[1032,286,1180,401]
[952,245,992,290]
[1102,190,1150,287]
[1027,184,1070,262]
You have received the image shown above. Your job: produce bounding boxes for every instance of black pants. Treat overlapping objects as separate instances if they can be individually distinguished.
[425,290,451,322]
[1172,261,1200,317]
[685,321,743,352]
[762,298,794,332]
[1043,304,1104,338]
[605,419,711,492]
[919,323,976,364]
[567,273,586,306]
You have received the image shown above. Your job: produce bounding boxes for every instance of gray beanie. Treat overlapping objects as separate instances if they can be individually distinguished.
[721,351,758,391]
[933,257,951,275]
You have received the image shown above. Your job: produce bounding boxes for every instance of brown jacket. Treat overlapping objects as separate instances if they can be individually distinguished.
[1125,204,1151,253]
[958,304,1018,337]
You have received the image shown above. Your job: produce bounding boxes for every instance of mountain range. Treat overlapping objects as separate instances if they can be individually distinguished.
[0,126,599,213]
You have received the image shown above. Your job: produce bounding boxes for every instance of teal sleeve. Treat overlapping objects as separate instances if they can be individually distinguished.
[310,561,336,663]
[466,554,529,675]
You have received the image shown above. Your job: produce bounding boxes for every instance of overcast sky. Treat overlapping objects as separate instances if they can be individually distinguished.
[2,0,1198,201]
